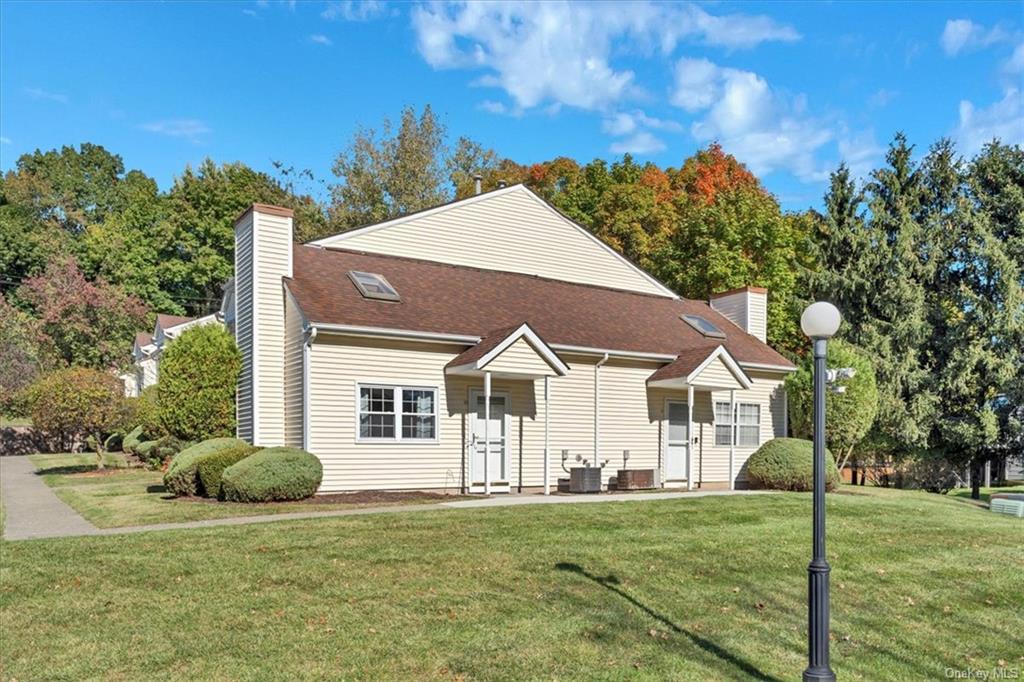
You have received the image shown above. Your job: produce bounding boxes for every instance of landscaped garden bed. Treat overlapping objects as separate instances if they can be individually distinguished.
[28,453,467,528]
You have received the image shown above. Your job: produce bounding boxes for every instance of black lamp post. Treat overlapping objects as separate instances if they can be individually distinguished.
[800,301,841,682]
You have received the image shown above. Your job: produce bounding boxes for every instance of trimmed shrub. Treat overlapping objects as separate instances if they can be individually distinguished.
[157,325,241,441]
[136,439,160,458]
[104,431,124,453]
[221,447,323,503]
[747,438,840,492]
[123,425,145,454]
[196,443,258,499]
[164,437,252,497]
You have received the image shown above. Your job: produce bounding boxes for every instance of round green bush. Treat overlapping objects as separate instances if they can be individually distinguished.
[747,438,840,492]
[221,447,323,503]
[195,443,258,499]
[164,437,251,497]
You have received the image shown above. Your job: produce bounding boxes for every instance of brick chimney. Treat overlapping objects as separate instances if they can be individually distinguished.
[233,203,293,446]
[709,286,768,343]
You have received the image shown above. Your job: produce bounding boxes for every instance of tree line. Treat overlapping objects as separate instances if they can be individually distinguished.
[1,105,1021,492]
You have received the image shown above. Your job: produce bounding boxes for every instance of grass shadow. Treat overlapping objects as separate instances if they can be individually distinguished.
[555,562,783,681]
[33,464,120,476]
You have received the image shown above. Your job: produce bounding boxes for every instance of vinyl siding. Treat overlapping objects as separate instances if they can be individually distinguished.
[690,356,745,390]
[709,293,747,333]
[482,338,555,376]
[283,289,305,448]
[747,291,768,343]
[234,213,255,442]
[321,188,671,297]
[306,337,789,492]
[252,211,291,446]
[691,370,786,484]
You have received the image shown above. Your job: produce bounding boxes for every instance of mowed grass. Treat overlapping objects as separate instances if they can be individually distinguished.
[946,481,1024,504]
[28,454,459,528]
[1,487,1021,681]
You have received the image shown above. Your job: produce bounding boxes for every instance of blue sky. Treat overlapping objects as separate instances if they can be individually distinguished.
[1,1,1021,211]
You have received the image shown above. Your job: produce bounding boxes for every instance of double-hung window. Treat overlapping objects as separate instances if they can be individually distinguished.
[714,402,733,445]
[736,403,761,447]
[714,401,761,447]
[358,384,437,441]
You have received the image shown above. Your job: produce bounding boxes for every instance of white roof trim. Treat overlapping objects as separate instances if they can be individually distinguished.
[311,323,480,345]
[310,184,679,300]
[687,345,752,390]
[740,361,797,373]
[448,323,569,377]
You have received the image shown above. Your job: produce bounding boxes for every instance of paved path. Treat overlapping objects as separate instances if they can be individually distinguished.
[1,456,99,540]
[2,455,772,542]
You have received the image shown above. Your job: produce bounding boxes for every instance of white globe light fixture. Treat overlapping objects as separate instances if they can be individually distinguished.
[801,301,842,340]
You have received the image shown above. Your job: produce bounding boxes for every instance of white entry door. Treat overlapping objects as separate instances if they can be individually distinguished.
[665,400,689,480]
[470,391,509,490]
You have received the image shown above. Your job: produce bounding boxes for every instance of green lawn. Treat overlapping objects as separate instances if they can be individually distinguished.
[1,486,1021,680]
[28,453,461,528]
[946,482,1024,504]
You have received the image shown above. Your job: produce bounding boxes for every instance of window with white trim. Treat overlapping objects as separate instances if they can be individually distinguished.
[358,385,436,441]
[737,403,761,447]
[714,402,733,445]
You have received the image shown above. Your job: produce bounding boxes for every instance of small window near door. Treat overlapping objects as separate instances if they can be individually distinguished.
[714,401,732,445]
[358,385,437,441]
[737,403,760,447]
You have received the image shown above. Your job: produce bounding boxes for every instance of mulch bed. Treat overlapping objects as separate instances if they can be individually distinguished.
[171,490,471,507]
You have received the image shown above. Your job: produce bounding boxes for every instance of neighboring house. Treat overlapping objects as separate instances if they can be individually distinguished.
[230,185,796,494]
[122,313,219,396]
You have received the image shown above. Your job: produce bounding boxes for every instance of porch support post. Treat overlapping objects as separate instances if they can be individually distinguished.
[544,375,551,495]
[687,385,694,491]
[484,371,492,495]
[729,388,736,491]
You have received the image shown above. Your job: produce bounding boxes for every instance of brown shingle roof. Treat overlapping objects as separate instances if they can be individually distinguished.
[135,332,153,348]
[444,323,526,369]
[646,345,725,383]
[287,246,795,369]
[156,314,194,330]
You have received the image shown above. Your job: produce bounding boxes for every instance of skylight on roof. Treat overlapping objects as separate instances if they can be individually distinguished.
[682,314,725,338]
[348,271,400,301]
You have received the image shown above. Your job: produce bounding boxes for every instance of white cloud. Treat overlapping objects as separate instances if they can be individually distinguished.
[479,100,508,115]
[321,1,387,21]
[836,129,884,180]
[25,87,68,104]
[671,57,832,180]
[310,34,332,45]
[868,88,898,108]
[0,136,10,145]
[242,8,258,17]
[955,88,1024,155]
[940,19,1008,56]
[610,131,666,155]
[1004,42,1024,75]
[602,110,682,136]
[139,119,211,142]
[410,2,799,113]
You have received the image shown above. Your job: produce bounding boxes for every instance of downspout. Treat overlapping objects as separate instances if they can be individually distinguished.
[302,326,317,452]
[594,353,609,462]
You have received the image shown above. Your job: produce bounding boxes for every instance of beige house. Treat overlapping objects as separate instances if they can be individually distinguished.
[232,185,795,494]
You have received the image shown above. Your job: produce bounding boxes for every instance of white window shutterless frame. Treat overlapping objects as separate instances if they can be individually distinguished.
[356,384,438,442]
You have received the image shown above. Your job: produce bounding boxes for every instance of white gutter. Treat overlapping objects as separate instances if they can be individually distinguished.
[552,343,675,362]
[594,353,609,462]
[302,326,317,452]
[740,361,797,373]
[312,323,480,345]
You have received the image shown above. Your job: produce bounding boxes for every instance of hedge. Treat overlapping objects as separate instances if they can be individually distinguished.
[221,447,323,503]
[746,438,840,492]
[164,437,251,497]
[195,443,258,499]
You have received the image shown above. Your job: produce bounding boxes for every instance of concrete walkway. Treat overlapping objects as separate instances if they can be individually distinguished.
[1,456,99,540]
[2,455,772,542]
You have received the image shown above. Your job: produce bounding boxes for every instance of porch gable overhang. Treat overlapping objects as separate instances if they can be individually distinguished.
[647,345,752,391]
[445,322,569,379]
